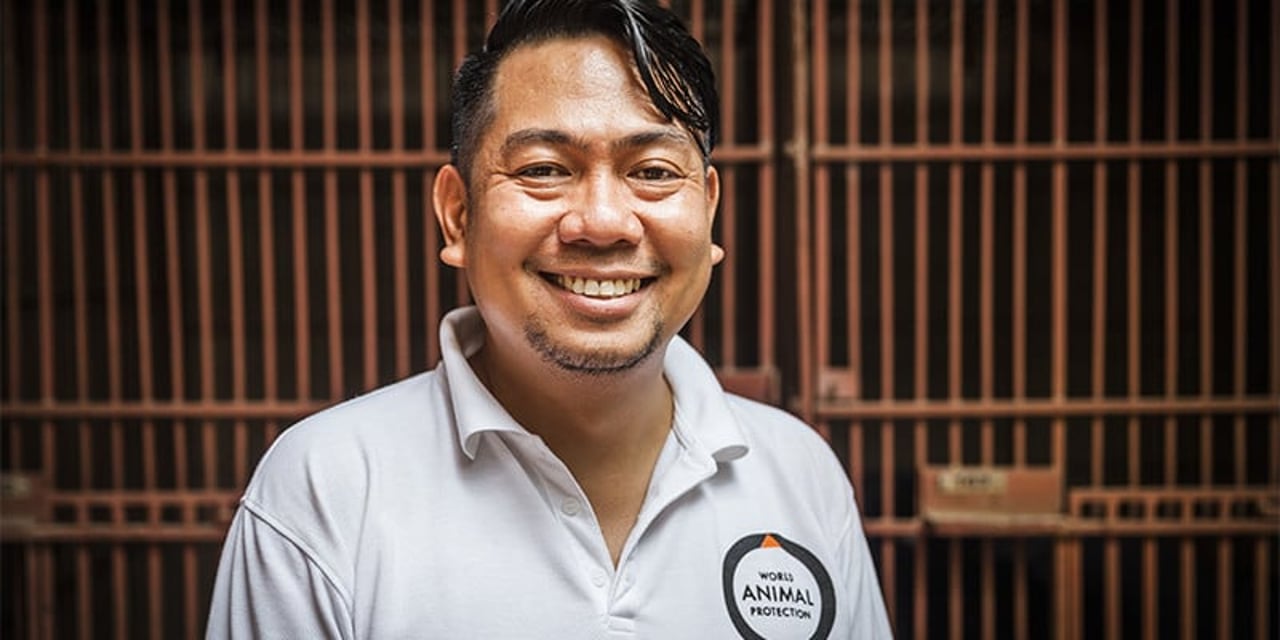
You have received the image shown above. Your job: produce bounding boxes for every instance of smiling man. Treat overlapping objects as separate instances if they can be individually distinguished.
[206,1,890,638]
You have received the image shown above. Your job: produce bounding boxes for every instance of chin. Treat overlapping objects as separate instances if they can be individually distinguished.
[523,318,665,376]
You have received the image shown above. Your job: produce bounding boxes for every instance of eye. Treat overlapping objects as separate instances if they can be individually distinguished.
[517,164,569,179]
[631,165,681,181]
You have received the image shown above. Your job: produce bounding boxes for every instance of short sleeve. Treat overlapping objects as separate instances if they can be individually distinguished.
[205,503,354,640]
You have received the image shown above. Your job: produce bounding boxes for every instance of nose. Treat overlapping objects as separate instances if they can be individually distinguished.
[556,173,643,247]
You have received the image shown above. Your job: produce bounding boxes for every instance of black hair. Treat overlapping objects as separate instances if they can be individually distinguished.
[449,0,719,180]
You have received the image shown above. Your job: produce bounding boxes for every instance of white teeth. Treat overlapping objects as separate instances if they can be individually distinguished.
[556,275,643,298]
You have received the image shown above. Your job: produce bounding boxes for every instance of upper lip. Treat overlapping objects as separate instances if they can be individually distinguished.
[538,268,657,280]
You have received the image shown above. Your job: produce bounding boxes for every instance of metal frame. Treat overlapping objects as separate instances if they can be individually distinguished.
[2,0,1277,638]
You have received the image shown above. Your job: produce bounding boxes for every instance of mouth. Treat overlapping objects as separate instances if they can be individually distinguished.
[544,273,652,299]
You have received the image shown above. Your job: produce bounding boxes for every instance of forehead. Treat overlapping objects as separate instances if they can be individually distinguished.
[482,35,692,149]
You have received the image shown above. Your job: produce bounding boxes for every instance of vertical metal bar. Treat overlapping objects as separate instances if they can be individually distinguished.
[289,0,312,399]
[126,1,164,636]
[912,0,931,628]
[156,1,189,528]
[33,0,57,549]
[1091,0,1109,489]
[757,0,775,368]
[1164,0,1180,491]
[717,0,736,365]
[949,540,962,640]
[845,0,862,406]
[1050,0,1067,478]
[451,0,471,307]
[1125,5,1153,640]
[1258,540,1271,640]
[94,4,129,635]
[388,0,410,379]
[190,0,218,497]
[1191,0,1213,571]
[792,0,813,423]
[322,0,344,398]
[948,0,964,466]
[877,0,896,527]
[1012,0,1028,469]
[223,0,250,500]
[813,0,830,398]
[979,0,996,467]
[1271,0,1280,497]
[357,0,378,391]
[2,0,18,474]
[1093,4,1118,639]
[880,538,897,631]
[64,4,95,636]
[1229,0,1247,490]
[253,0,279,551]
[914,536,927,640]
[33,5,54,636]
[421,0,440,366]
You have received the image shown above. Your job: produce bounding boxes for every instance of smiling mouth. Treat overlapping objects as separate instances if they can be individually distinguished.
[548,274,650,299]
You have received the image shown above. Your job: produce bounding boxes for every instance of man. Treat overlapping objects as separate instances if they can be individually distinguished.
[206,0,891,637]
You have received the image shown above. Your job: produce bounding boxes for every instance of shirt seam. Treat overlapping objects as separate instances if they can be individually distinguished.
[239,496,356,616]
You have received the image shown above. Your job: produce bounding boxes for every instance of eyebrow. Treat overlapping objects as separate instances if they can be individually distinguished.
[498,127,696,157]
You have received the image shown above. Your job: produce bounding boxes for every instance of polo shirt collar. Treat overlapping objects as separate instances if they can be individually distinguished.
[438,306,750,463]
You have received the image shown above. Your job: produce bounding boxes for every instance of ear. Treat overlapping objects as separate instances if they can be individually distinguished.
[705,165,725,266]
[433,164,469,268]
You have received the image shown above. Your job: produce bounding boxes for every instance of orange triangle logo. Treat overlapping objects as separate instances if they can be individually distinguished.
[761,534,780,548]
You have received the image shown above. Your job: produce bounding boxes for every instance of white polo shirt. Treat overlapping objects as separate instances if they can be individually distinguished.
[207,307,892,639]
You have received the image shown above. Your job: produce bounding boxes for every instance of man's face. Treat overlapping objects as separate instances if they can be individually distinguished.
[435,35,722,375]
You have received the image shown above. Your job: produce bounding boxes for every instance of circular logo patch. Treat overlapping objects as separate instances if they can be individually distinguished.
[722,532,836,639]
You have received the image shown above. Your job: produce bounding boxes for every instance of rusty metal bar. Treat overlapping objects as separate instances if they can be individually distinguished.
[1093,5,1117,637]
[1127,0,1144,494]
[12,394,1280,421]
[1198,0,1216,493]
[451,0,473,308]
[978,0,996,467]
[1164,0,1180,493]
[718,0,737,365]
[947,0,964,466]
[389,0,411,379]
[223,0,251,499]
[2,2,15,477]
[64,5,94,636]
[1050,0,1066,476]
[94,4,128,632]
[1091,0,1109,490]
[792,0,813,423]
[358,0,378,391]
[948,539,961,640]
[254,0,280,508]
[1260,539,1272,640]
[189,0,220,502]
[289,0,312,401]
[1012,0,1029,471]
[421,0,441,366]
[880,540,901,634]
[757,0,775,368]
[812,0,829,394]
[878,0,896,525]
[322,0,344,399]
[10,140,1276,167]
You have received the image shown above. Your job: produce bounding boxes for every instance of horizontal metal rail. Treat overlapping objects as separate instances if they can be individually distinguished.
[0,144,774,168]
[810,139,1279,162]
[8,394,1277,421]
[810,395,1279,419]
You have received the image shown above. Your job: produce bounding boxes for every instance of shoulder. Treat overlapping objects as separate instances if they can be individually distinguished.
[242,370,448,519]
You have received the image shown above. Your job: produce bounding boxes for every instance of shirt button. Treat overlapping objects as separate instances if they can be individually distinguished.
[591,569,608,588]
[560,497,582,516]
